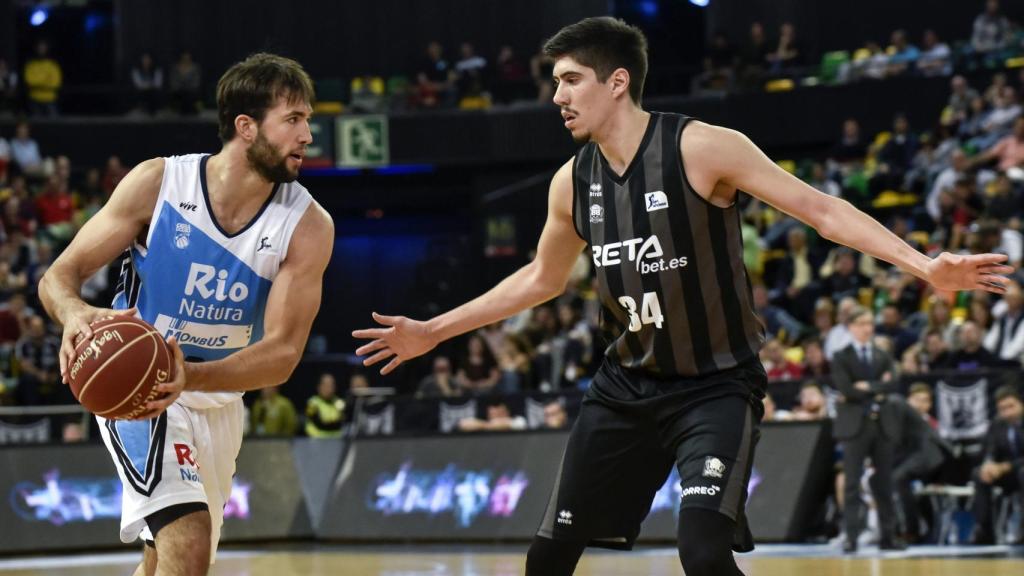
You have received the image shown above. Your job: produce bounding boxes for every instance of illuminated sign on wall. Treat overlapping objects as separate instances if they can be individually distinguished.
[10,469,253,525]
[369,462,529,528]
[12,469,121,525]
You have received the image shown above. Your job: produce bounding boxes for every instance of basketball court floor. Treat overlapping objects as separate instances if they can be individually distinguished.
[1,544,1021,576]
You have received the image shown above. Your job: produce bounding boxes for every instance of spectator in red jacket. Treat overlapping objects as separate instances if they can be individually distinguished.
[761,338,804,382]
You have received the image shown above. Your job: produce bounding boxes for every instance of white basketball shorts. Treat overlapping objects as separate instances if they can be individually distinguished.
[97,398,244,561]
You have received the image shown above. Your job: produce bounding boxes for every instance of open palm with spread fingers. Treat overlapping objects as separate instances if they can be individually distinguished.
[353,312,437,375]
[925,252,1014,293]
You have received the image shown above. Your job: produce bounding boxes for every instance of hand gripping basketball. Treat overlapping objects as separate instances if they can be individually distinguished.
[59,305,137,385]
[67,316,182,420]
[130,337,187,421]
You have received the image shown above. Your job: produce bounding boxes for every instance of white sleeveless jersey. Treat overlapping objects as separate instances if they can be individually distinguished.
[113,154,312,409]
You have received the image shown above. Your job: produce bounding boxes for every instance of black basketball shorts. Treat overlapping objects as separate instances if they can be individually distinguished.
[536,359,765,552]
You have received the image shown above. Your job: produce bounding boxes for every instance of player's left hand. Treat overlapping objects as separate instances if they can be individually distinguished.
[924,252,1014,294]
[132,337,186,420]
[352,312,437,375]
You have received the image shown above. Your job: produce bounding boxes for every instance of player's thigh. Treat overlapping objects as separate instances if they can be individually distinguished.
[672,395,759,521]
[154,508,212,575]
[538,395,674,543]
[138,544,157,576]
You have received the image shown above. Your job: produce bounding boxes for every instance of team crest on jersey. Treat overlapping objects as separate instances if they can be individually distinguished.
[174,223,191,249]
[589,204,604,224]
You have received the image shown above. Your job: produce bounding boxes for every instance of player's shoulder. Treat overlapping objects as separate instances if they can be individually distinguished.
[552,157,575,186]
[277,180,332,229]
[679,119,737,143]
[98,157,167,221]
[165,153,206,165]
[679,120,750,162]
[122,153,211,192]
[110,157,165,202]
[294,196,334,243]
[131,157,168,185]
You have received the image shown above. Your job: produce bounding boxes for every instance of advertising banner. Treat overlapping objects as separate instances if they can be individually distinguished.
[320,422,831,543]
[0,439,311,553]
[318,431,569,539]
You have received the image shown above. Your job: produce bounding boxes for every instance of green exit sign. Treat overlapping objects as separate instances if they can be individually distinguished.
[336,115,389,167]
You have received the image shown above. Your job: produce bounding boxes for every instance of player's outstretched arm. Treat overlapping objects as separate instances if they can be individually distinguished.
[156,203,334,400]
[39,158,164,383]
[682,122,1014,293]
[353,159,587,375]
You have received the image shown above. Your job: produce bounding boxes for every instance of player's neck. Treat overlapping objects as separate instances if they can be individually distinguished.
[205,149,276,209]
[594,107,650,176]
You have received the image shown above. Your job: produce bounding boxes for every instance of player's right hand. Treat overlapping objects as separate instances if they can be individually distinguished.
[133,336,186,421]
[352,312,437,375]
[58,305,137,384]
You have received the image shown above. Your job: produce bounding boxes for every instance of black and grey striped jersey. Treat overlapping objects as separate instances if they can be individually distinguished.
[571,112,765,378]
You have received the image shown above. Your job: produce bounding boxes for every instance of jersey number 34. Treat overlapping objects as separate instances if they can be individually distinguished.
[618,292,664,332]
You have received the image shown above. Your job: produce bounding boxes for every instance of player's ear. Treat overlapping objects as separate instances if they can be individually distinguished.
[235,114,257,143]
[609,68,630,100]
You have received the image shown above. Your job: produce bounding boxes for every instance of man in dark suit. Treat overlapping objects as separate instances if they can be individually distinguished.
[832,306,907,552]
[893,384,950,543]
[971,385,1024,545]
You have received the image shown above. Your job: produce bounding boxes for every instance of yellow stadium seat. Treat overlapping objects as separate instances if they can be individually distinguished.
[777,160,797,174]
[765,78,795,92]
[313,102,344,115]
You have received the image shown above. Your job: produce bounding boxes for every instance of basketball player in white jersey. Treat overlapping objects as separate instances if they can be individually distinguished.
[38,53,333,575]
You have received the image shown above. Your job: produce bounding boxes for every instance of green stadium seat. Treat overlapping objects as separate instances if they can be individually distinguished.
[819,51,849,85]
[387,76,410,95]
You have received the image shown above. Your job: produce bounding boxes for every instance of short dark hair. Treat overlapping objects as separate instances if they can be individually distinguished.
[908,382,932,398]
[543,17,648,104]
[995,385,1022,404]
[216,53,315,143]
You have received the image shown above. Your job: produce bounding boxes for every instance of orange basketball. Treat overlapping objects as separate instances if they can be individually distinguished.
[68,316,173,420]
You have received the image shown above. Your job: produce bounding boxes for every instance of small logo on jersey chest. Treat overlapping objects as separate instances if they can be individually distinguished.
[645,191,668,212]
[257,236,273,253]
[179,202,197,212]
[589,183,602,197]
[589,204,604,223]
[174,223,191,249]
[557,510,573,525]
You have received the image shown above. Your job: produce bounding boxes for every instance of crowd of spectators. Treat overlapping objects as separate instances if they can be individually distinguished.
[0,43,202,118]
[347,40,550,113]
[695,1,1022,94]
[0,3,1017,119]
[0,120,123,412]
